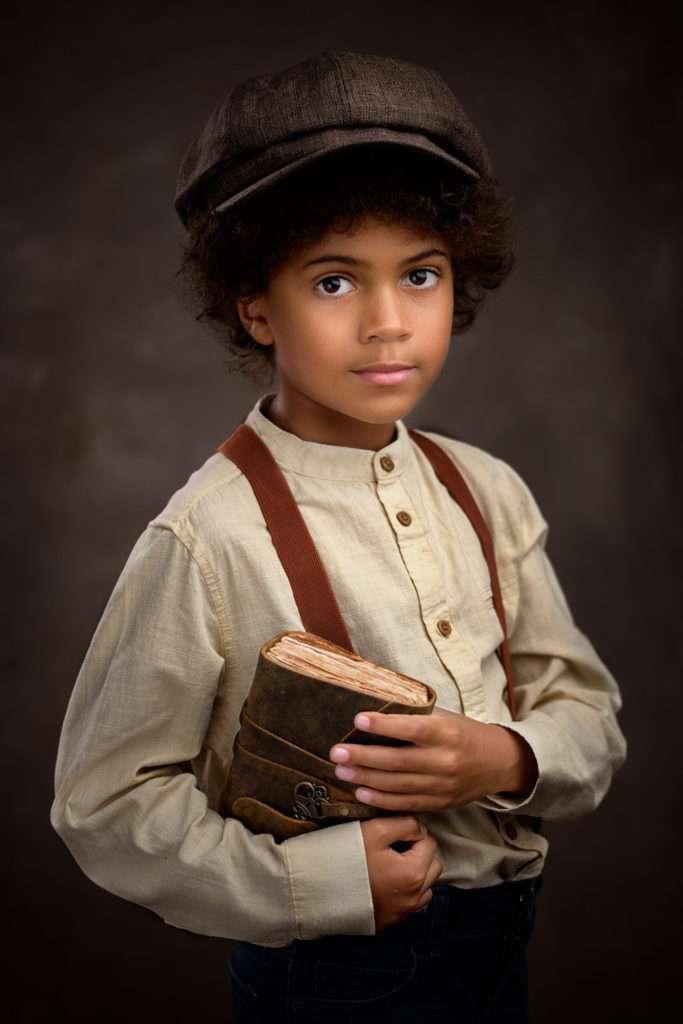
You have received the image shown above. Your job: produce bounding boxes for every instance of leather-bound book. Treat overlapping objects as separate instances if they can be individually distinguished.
[220,630,437,844]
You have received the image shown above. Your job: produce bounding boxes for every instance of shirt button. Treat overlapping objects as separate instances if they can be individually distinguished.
[436,619,452,637]
[380,455,395,472]
[396,510,412,526]
[504,823,518,840]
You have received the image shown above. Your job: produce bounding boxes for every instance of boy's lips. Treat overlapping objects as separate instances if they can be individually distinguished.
[353,367,416,386]
[354,361,414,372]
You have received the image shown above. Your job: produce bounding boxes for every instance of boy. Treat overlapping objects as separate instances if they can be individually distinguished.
[50,51,627,1022]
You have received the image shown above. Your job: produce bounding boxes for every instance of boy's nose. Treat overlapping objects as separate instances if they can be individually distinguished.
[362,287,411,343]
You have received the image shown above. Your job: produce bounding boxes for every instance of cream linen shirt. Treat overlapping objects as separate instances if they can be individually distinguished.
[50,392,627,948]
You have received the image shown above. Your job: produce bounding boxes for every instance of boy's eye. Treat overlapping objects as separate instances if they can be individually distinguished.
[406,268,440,289]
[314,267,441,296]
[316,275,354,296]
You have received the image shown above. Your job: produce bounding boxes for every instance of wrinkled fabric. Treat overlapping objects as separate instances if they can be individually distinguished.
[50,392,626,947]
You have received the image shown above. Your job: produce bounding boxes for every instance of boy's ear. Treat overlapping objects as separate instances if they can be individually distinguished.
[235,297,275,347]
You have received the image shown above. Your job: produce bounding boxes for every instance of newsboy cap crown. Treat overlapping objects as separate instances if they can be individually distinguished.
[175,50,492,228]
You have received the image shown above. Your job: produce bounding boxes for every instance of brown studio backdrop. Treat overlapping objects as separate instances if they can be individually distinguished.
[3,1,680,1020]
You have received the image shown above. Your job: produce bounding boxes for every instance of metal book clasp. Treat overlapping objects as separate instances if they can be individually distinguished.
[292,781,331,820]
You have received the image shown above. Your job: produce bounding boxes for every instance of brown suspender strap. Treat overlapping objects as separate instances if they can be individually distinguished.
[218,424,356,653]
[218,423,517,720]
[407,429,517,720]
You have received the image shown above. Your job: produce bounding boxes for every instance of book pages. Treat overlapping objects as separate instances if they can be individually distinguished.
[268,633,431,706]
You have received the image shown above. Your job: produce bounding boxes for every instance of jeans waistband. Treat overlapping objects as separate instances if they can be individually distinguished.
[265,874,543,962]
[380,875,542,946]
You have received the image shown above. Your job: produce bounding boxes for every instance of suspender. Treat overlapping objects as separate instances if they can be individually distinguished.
[217,423,353,652]
[217,423,517,721]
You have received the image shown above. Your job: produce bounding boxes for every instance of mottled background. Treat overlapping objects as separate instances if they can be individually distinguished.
[4,0,680,1019]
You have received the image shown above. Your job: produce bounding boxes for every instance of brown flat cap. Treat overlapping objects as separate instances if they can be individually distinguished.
[175,50,492,228]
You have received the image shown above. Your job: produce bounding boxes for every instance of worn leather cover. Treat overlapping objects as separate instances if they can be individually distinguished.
[220,630,437,843]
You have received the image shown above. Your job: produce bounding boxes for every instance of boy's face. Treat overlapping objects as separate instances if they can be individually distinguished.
[237,213,454,450]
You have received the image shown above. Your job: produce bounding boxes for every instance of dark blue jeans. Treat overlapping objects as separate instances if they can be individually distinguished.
[229,875,542,1023]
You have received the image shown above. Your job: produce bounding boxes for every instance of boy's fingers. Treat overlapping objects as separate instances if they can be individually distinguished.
[403,833,438,863]
[422,857,444,891]
[346,768,440,793]
[354,711,440,743]
[417,889,434,909]
[371,814,426,843]
[416,859,443,907]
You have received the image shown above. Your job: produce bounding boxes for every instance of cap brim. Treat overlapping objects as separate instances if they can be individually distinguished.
[210,127,480,217]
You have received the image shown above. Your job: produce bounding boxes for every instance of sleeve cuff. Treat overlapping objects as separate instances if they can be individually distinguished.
[282,821,376,940]
[477,721,545,815]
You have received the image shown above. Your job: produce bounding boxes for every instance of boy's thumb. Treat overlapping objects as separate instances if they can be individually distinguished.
[383,814,427,839]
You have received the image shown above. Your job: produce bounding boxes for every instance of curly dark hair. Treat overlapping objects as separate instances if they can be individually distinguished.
[177,144,515,386]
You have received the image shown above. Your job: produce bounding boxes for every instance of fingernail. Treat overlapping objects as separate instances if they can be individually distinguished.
[355,714,370,730]
[330,747,349,762]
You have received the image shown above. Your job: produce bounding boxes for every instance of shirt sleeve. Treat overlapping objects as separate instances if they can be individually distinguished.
[50,524,375,945]
[475,459,628,821]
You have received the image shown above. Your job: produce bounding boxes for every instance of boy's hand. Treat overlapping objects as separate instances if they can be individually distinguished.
[329,708,538,811]
[360,815,443,931]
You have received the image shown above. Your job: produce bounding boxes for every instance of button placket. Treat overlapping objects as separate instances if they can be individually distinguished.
[373,473,487,716]
[374,451,498,722]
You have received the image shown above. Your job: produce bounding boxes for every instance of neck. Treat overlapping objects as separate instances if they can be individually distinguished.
[263,394,397,451]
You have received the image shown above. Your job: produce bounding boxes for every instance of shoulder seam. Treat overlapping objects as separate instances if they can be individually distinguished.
[150,454,244,531]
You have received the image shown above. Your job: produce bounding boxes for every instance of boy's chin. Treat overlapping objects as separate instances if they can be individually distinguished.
[353,396,422,424]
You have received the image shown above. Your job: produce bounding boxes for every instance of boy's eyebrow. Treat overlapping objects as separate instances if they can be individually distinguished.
[301,247,450,270]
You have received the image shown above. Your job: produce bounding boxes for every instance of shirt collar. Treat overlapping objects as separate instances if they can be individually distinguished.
[244,392,412,482]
